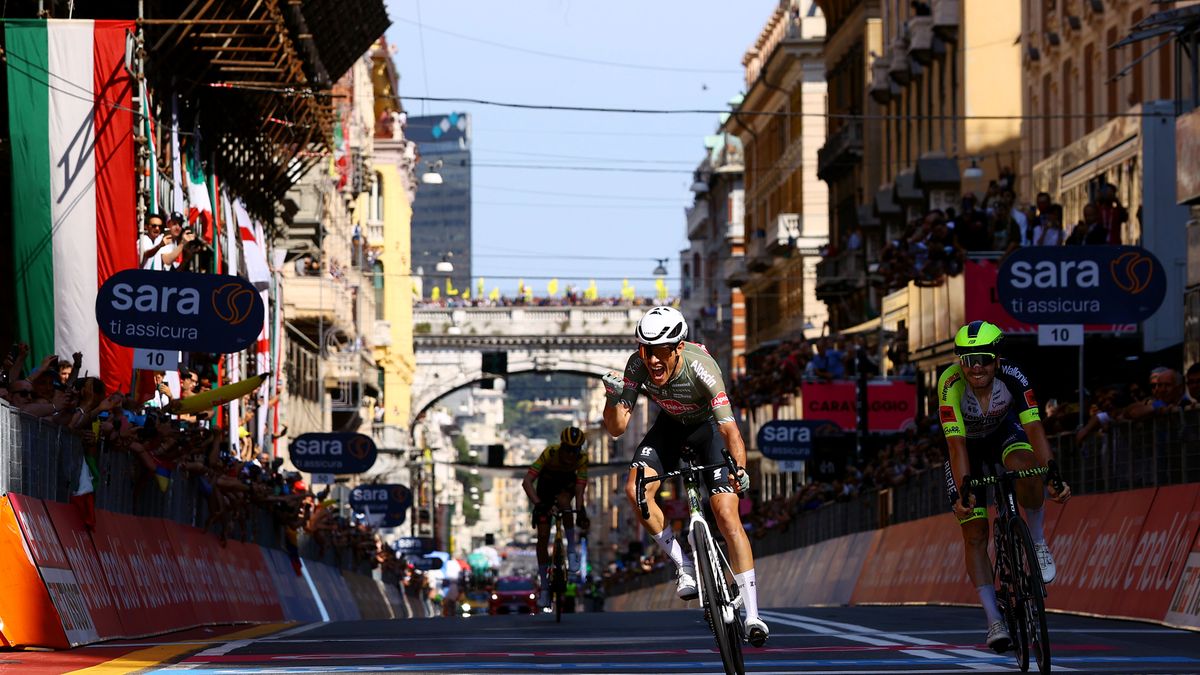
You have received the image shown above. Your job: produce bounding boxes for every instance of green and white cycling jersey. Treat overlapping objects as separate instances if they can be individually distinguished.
[615,342,735,426]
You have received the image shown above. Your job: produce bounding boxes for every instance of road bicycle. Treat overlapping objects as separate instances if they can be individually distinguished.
[546,506,579,623]
[961,460,1062,674]
[637,448,745,675]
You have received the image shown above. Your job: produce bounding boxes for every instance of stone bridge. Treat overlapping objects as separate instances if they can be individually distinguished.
[411,306,645,425]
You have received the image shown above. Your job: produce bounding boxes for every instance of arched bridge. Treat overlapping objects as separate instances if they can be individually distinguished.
[411,305,644,425]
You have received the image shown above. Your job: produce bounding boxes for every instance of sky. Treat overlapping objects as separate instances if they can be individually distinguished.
[384,0,780,296]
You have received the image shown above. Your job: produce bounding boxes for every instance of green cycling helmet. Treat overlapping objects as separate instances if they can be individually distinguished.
[954,320,1003,356]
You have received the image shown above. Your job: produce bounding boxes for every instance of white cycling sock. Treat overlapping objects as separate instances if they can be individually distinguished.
[1025,504,1046,544]
[651,528,686,569]
[978,584,1003,624]
[735,569,759,622]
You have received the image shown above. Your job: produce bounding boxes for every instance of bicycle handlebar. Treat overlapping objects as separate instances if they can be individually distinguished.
[635,449,739,520]
[960,466,1049,507]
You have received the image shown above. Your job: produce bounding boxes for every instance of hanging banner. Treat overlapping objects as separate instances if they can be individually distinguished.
[997,246,1168,325]
[394,536,435,556]
[756,419,840,461]
[800,381,857,430]
[349,484,413,527]
[95,269,265,353]
[866,380,917,433]
[290,433,378,474]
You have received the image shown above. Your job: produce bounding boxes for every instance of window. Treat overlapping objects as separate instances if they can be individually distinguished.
[369,172,383,222]
[1084,44,1095,133]
[1062,58,1073,144]
[1106,27,1119,115]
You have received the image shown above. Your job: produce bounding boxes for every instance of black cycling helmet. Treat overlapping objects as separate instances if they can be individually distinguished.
[560,426,585,450]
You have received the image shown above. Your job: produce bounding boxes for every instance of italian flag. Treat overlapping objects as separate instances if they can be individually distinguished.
[5,20,137,392]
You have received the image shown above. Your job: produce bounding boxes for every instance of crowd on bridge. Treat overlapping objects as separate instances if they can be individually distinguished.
[414,294,675,310]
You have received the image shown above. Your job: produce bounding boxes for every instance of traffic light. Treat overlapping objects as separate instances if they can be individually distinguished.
[487,444,505,467]
[481,351,508,377]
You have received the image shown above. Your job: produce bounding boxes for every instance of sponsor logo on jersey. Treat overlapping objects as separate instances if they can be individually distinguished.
[655,398,700,416]
[1001,363,1030,388]
[690,360,717,388]
[940,372,962,399]
[623,377,637,390]
[943,424,962,435]
[940,406,957,424]
[711,392,730,409]
[1024,390,1038,409]
[640,447,653,457]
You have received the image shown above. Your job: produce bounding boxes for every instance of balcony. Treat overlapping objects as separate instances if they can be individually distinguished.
[814,250,866,301]
[765,214,800,255]
[932,0,960,41]
[723,256,748,288]
[325,350,377,388]
[817,120,864,181]
[282,274,355,331]
[374,320,392,347]
[686,200,711,240]
[907,15,935,65]
[888,38,911,86]
[365,219,384,248]
[869,57,893,105]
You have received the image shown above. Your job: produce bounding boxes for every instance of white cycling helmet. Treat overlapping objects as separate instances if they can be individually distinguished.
[636,306,688,345]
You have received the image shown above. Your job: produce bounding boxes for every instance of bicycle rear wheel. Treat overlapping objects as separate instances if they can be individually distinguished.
[695,533,744,675]
[1012,518,1051,674]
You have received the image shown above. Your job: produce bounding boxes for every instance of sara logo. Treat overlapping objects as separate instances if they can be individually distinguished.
[211,282,257,325]
[347,436,374,460]
[1110,251,1154,295]
[96,269,264,354]
[997,246,1166,325]
[290,432,377,474]
[390,486,412,505]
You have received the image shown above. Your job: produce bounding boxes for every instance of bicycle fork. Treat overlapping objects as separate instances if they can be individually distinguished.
[687,513,743,626]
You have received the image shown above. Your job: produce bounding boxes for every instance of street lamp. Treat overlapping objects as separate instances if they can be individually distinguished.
[963,157,984,180]
[652,258,668,276]
[421,159,444,185]
[435,253,454,274]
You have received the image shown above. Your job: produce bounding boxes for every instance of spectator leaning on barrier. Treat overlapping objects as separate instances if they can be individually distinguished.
[1185,363,1200,405]
[1125,368,1192,421]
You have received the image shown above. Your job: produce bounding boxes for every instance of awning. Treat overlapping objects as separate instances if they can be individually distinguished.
[874,185,901,215]
[840,317,886,335]
[893,169,923,203]
[916,154,961,187]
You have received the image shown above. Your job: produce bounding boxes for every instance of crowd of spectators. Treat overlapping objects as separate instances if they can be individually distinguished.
[1045,363,1200,442]
[414,293,672,310]
[730,331,913,410]
[823,173,1133,291]
[0,340,388,571]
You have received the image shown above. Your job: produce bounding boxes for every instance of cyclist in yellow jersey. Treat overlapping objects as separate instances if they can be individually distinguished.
[938,321,1071,652]
[523,426,590,607]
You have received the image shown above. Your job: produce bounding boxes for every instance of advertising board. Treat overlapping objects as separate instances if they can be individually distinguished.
[290,433,378,474]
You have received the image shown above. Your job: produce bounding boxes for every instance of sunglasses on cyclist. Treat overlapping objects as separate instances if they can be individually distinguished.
[639,343,678,362]
[959,353,997,368]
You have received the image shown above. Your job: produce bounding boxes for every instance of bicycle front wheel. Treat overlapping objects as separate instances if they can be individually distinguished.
[695,533,744,675]
[1013,518,1051,674]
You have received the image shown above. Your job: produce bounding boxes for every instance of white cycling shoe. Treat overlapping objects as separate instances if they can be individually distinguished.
[676,564,698,601]
[986,620,1011,653]
[1034,542,1056,585]
[746,617,769,647]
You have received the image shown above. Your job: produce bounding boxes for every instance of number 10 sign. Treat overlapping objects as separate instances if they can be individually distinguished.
[133,348,177,370]
[1037,325,1083,346]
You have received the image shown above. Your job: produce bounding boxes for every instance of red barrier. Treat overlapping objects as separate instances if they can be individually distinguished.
[0,496,72,648]
[41,501,126,640]
[1165,510,1200,629]
[1046,488,1157,615]
[800,381,857,430]
[8,495,100,646]
[1114,484,1200,621]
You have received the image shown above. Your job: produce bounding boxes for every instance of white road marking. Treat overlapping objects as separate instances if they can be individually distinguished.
[261,622,327,640]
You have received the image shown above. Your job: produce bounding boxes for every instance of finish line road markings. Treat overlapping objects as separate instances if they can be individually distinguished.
[758,610,1079,671]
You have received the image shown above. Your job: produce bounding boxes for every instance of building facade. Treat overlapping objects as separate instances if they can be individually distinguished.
[407,113,472,298]
[725,1,829,352]
[680,129,746,379]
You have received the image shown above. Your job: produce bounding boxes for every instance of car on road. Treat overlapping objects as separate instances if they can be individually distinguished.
[461,590,490,616]
[488,576,538,615]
